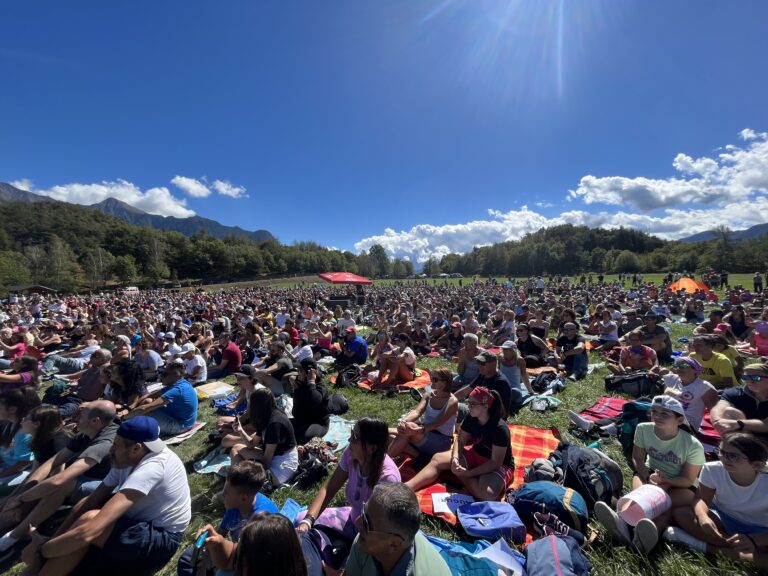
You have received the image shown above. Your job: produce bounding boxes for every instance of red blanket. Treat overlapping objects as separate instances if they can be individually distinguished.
[414,424,561,525]
[579,397,627,422]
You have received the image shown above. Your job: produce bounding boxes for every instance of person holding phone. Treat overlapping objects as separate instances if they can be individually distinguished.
[290,359,330,444]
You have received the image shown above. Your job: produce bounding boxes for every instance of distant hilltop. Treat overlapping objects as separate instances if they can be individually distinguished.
[0,182,274,243]
[678,223,768,243]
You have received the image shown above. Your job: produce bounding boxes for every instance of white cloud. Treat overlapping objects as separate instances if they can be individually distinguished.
[9,179,34,191]
[355,129,768,263]
[568,130,768,210]
[212,180,248,199]
[16,179,195,218]
[171,175,211,198]
[535,201,554,208]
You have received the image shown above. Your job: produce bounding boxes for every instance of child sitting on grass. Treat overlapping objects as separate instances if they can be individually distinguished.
[177,461,278,576]
[667,432,768,570]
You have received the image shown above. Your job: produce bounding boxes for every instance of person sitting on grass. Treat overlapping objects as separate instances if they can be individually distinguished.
[363,331,396,379]
[20,416,191,576]
[608,330,658,375]
[690,335,736,390]
[591,310,621,352]
[104,360,148,419]
[290,358,330,444]
[405,387,515,502]
[659,356,718,432]
[336,326,368,368]
[176,461,279,576]
[710,363,768,445]
[346,482,451,576]
[595,395,705,555]
[554,323,588,380]
[514,323,550,367]
[374,333,416,389]
[498,340,534,400]
[456,334,482,387]
[0,389,39,491]
[710,333,744,381]
[252,341,294,398]
[0,356,41,394]
[723,304,753,342]
[230,388,298,487]
[436,322,464,358]
[666,432,768,571]
[297,417,400,545]
[127,358,198,437]
[387,368,458,463]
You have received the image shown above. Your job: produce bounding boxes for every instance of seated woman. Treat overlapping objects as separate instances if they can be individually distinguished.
[607,331,658,375]
[0,389,40,490]
[296,417,399,543]
[239,322,264,364]
[230,388,299,487]
[0,333,27,370]
[669,432,768,570]
[23,405,73,469]
[134,338,163,382]
[527,308,551,341]
[104,360,148,418]
[374,333,416,388]
[0,356,41,394]
[387,368,458,462]
[515,323,550,368]
[724,305,753,342]
[591,310,620,352]
[498,341,534,401]
[405,387,514,501]
[436,322,464,358]
[491,310,516,346]
[217,366,263,445]
[363,331,396,378]
[290,359,330,444]
[595,395,705,555]
[307,321,333,359]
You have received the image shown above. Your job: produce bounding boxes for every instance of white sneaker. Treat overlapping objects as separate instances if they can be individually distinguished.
[662,527,707,552]
[567,410,594,432]
[600,423,618,436]
[594,501,631,545]
[632,518,659,554]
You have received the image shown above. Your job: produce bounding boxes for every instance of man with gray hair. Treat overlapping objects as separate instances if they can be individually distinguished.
[346,483,450,576]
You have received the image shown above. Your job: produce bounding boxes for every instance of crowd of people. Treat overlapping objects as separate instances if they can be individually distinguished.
[0,273,764,574]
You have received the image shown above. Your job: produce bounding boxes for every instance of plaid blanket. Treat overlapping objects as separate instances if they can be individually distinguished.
[578,396,627,422]
[414,424,561,525]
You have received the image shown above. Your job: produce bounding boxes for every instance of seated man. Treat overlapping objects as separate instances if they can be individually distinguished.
[43,349,112,418]
[694,309,725,335]
[347,482,451,576]
[455,351,516,416]
[0,401,119,553]
[710,362,768,444]
[176,461,278,576]
[208,332,242,380]
[336,327,368,368]
[635,313,672,363]
[690,335,735,390]
[128,358,198,436]
[22,416,191,576]
[555,323,588,380]
[41,338,101,376]
[253,342,295,397]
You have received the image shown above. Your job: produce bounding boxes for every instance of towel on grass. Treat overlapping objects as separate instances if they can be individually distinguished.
[164,421,207,445]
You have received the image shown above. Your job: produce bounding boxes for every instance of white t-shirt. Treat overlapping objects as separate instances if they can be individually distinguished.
[700,462,768,527]
[599,320,619,341]
[274,313,288,329]
[291,344,313,363]
[184,354,208,383]
[662,373,715,431]
[103,448,191,533]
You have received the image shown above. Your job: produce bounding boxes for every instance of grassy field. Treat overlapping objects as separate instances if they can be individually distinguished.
[8,287,764,575]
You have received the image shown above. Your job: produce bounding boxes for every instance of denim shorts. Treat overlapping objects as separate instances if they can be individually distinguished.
[76,516,184,575]
[711,505,768,536]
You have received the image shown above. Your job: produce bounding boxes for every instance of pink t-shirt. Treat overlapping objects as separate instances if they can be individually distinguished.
[339,447,401,520]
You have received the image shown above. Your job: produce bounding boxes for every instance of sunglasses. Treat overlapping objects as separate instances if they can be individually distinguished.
[742,374,768,382]
[361,506,404,540]
[672,363,694,370]
[719,449,748,463]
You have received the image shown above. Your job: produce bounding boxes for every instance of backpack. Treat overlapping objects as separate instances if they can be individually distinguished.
[604,372,662,397]
[531,371,559,394]
[292,457,329,490]
[335,365,362,388]
[506,481,588,534]
[548,441,624,511]
[617,399,652,454]
[326,392,349,416]
[525,534,592,576]
[456,501,527,543]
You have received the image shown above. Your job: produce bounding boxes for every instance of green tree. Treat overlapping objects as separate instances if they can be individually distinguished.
[613,250,642,273]
[368,244,391,278]
[0,251,31,288]
[112,255,139,285]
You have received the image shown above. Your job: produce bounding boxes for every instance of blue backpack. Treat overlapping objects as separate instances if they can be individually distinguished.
[456,501,527,543]
[525,534,591,576]
[507,481,589,533]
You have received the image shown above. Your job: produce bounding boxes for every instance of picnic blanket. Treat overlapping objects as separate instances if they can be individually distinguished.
[698,411,721,447]
[195,381,236,400]
[323,415,354,453]
[526,366,557,376]
[578,397,627,422]
[164,421,206,445]
[355,368,432,392]
[414,424,561,525]
[193,446,231,475]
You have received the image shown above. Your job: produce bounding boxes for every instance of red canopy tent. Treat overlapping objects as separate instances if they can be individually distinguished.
[667,278,711,294]
[318,272,372,285]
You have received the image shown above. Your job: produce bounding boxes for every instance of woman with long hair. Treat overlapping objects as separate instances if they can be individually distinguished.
[405,387,514,501]
[105,359,148,416]
[0,356,41,393]
[297,417,400,542]
[0,389,40,487]
[24,404,73,466]
[230,388,298,486]
[235,513,308,576]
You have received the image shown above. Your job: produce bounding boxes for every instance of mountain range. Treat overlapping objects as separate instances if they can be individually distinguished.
[677,224,768,243]
[0,182,274,243]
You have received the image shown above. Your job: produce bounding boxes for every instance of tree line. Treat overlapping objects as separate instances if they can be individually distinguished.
[0,202,762,291]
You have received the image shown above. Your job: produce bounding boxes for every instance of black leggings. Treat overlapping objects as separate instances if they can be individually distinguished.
[290,419,330,445]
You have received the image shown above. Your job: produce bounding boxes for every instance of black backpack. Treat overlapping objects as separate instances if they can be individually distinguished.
[326,392,349,416]
[531,371,559,394]
[548,441,624,511]
[604,372,662,397]
[335,364,362,388]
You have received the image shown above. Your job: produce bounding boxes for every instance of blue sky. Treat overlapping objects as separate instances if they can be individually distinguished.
[2,1,767,263]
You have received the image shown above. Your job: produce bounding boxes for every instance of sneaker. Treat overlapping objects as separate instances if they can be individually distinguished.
[533,511,585,546]
[594,501,631,545]
[662,527,707,552]
[632,518,659,554]
[567,410,594,432]
[600,423,618,437]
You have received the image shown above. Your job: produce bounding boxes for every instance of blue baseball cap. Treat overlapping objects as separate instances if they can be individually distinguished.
[117,416,165,453]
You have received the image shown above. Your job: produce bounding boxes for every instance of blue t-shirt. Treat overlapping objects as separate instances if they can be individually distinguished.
[346,336,368,363]
[157,378,198,429]
[220,492,279,541]
[0,430,34,470]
